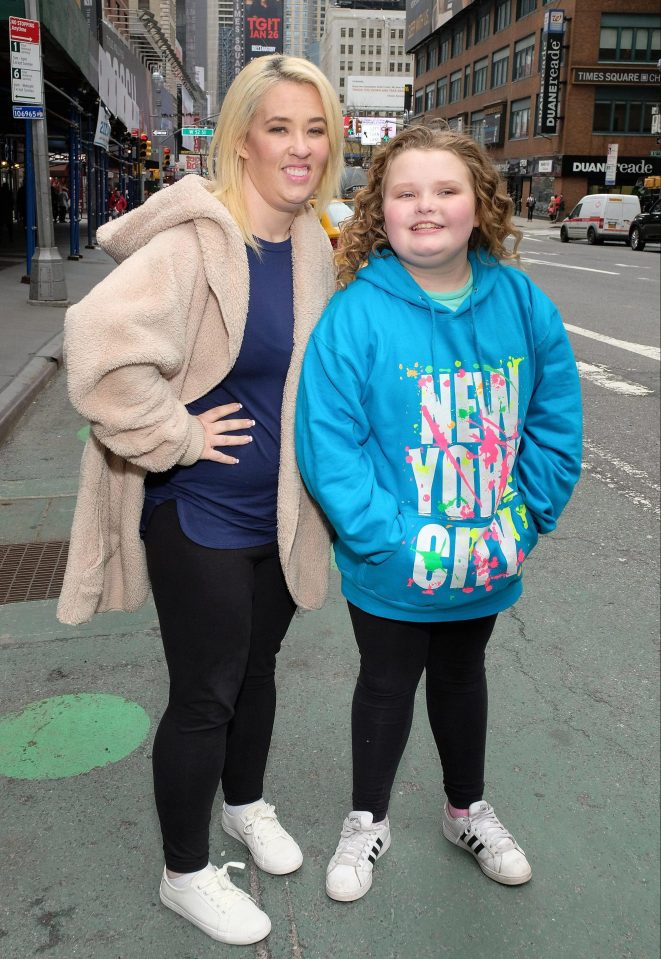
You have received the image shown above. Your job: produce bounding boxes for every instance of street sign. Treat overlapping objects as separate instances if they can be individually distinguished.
[9,16,43,106]
[12,104,44,119]
[181,127,213,137]
[153,129,168,136]
[650,150,661,157]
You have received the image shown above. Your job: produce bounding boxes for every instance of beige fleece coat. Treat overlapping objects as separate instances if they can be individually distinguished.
[57,175,335,626]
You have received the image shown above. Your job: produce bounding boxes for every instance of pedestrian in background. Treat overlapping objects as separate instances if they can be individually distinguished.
[547,194,558,221]
[296,125,582,904]
[555,194,565,222]
[58,54,343,946]
[526,193,536,221]
[108,186,121,218]
[57,185,69,223]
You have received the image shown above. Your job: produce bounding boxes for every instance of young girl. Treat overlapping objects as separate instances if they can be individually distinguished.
[295,125,582,902]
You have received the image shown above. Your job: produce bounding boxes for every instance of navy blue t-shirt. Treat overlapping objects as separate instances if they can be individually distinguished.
[141,237,294,547]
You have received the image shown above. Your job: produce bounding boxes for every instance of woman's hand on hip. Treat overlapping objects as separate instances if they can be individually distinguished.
[196,403,254,464]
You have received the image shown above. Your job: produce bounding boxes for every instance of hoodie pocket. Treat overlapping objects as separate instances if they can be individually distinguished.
[355,494,538,610]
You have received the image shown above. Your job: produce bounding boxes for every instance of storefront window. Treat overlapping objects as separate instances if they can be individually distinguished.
[513,35,535,80]
[509,98,531,139]
[599,15,661,62]
[492,47,510,88]
[450,70,462,103]
[473,58,488,93]
[593,92,658,134]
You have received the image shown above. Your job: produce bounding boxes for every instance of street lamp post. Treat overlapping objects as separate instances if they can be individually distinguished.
[151,66,165,190]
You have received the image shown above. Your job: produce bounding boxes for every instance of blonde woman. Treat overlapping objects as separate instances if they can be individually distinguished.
[58,55,343,945]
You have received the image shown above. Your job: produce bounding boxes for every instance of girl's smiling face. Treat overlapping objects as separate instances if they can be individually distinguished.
[382,148,479,289]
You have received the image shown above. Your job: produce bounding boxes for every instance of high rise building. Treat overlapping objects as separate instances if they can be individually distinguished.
[320,3,412,111]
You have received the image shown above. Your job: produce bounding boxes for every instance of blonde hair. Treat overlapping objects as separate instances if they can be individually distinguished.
[336,124,522,288]
[208,55,344,249]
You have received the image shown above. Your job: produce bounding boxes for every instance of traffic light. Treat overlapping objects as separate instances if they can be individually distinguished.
[163,147,171,169]
[404,83,412,112]
[139,133,148,161]
[145,139,152,160]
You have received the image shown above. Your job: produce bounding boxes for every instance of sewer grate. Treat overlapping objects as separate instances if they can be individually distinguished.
[0,541,69,604]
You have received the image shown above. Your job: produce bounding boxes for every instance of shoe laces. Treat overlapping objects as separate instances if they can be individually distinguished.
[242,803,286,845]
[198,862,255,908]
[334,817,383,867]
[467,804,517,853]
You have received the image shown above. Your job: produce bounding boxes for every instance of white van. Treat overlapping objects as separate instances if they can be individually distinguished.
[560,194,641,245]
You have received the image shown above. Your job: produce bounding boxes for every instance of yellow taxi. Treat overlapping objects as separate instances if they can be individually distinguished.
[311,199,355,248]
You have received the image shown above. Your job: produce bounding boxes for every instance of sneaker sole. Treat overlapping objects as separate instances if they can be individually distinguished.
[159,887,271,945]
[325,832,392,902]
[441,823,532,886]
[221,821,304,875]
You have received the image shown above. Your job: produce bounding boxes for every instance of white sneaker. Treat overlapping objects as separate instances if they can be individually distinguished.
[159,862,271,944]
[442,800,532,885]
[221,799,303,875]
[326,811,391,902]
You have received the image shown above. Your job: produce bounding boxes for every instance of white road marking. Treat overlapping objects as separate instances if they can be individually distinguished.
[522,249,559,255]
[636,277,656,282]
[582,440,661,516]
[564,324,660,361]
[576,361,653,395]
[521,257,619,275]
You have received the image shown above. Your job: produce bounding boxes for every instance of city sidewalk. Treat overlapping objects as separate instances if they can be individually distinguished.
[0,221,116,445]
[1,209,656,959]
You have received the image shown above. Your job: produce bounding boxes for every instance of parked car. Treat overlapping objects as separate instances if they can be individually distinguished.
[559,193,640,245]
[628,198,661,251]
[311,198,354,248]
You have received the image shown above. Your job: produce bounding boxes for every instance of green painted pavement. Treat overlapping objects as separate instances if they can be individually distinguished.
[0,693,150,780]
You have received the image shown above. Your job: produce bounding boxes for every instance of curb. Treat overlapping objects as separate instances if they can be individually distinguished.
[0,330,64,446]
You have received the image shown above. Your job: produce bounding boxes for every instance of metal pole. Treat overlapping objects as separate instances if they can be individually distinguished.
[85,116,95,248]
[25,0,67,303]
[102,151,109,223]
[68,103,81,259]
[23,119,36,282]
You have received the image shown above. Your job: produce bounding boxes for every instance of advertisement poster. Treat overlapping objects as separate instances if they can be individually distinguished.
[245,0,283,63]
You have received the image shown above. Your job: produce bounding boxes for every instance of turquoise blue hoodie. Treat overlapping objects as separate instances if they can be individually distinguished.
[295,250,582,622]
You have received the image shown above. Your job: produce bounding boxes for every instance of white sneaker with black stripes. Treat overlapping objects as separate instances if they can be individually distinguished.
[442,800,532,885]
[326,811,391,902]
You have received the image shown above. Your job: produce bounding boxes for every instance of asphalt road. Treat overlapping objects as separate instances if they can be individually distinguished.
[516,228,660,519]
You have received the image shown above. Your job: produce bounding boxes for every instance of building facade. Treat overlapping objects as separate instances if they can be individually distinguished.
[407,0,661,212]
[320,2,412,111]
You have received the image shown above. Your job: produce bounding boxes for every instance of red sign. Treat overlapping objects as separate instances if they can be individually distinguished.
[9,16,40,44]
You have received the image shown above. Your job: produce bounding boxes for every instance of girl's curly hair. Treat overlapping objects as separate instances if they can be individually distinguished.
[336,123,522,288]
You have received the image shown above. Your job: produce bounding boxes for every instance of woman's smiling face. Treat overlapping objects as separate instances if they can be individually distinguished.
[239,80,330,218]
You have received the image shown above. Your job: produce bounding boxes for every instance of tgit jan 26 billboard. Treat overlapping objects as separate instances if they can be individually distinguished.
[244,0,283,63]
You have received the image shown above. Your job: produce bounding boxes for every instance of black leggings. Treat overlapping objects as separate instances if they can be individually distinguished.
[144,501,296,872]
[348,603,497,822]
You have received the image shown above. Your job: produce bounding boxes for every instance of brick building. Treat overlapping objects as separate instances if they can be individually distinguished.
[406,0,661,213]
